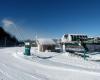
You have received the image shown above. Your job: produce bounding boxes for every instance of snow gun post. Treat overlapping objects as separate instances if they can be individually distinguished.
[80,40,89,60]
[24,42,31,56]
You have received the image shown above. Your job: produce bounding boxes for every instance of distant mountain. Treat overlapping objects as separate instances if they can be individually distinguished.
[0,27,19,47]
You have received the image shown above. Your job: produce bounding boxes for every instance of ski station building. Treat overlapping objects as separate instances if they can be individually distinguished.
[37,39,56,52]
[61,34,88,43]
[61,34,88,52]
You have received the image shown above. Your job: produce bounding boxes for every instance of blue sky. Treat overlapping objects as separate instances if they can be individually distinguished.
[0,0,100,40]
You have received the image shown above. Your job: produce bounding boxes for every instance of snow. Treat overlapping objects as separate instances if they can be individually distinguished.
[89,53,100,61]
[0,47,100,80]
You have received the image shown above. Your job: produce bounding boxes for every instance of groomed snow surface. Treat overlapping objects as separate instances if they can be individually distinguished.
[0,47,100,80]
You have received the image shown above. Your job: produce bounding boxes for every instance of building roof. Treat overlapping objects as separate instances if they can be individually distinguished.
[37,39,56,45]
[64,34,87,36]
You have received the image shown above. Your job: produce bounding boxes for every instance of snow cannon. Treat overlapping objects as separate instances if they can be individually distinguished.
[80,41,89,60]
[24,42,31,56]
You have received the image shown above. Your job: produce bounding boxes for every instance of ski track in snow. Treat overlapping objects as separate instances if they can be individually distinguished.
[0,47,49,80]
[14,52,100,76]
[0,62,46,80]
[0,47,100,80]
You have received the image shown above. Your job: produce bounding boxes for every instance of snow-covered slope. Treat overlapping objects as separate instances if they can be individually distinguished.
[0,47,100,80]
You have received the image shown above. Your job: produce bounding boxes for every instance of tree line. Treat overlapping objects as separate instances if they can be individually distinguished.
[0,27,19,47]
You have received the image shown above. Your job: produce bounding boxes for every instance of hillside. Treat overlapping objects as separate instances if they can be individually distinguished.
[0,27,19,47]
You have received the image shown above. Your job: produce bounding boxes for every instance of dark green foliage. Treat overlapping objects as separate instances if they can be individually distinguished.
[0,27,19,47]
